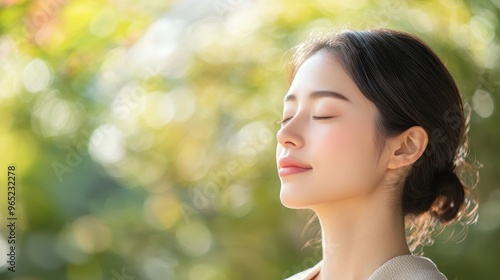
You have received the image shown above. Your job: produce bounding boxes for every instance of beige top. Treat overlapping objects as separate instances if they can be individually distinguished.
[284,255,447,280]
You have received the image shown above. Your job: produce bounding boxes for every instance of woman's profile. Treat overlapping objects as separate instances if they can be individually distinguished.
[276,28,479,280]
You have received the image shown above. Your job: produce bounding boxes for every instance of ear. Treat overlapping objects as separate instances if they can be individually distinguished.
[387,126,428,170]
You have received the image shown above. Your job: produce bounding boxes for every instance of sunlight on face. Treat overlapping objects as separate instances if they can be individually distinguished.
[276,51,387,209]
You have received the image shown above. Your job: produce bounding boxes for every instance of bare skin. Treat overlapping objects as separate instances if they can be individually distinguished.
[276,51,428,280]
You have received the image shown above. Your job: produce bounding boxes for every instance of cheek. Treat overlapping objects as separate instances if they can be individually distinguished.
[314,122,377,196]
[316,123,371,163]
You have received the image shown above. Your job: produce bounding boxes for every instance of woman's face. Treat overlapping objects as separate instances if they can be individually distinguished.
[276,51,389,209]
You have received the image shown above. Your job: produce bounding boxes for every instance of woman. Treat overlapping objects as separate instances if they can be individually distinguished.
[276,29,478,280]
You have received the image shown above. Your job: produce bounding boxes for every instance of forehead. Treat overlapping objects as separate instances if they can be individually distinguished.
[286,52,364,103]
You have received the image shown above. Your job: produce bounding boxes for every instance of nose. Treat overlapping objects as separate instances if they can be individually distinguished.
[276,117,304,149]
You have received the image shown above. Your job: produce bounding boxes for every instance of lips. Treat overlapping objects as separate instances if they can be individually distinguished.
[278,156,312,177]
[279,156,312,169]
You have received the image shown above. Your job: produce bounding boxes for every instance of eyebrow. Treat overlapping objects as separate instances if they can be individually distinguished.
[283,90,350,103]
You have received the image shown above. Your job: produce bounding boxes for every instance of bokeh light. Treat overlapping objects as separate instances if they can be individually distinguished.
[0,0,498,279]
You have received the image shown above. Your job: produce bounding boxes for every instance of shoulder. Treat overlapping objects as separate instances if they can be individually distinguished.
[283,260,323,280]
[369,255,448,280]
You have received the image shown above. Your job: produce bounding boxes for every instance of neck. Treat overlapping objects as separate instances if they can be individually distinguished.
[311,194,411,280]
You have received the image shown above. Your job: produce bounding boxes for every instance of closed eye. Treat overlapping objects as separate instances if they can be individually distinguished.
[276,116,334,125]
[312,116,334,120]
[276,117,292,125]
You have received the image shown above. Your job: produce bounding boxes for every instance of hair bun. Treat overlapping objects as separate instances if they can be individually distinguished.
[430,167,465,223]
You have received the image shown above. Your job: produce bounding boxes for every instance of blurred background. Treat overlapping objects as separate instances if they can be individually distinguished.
[0,0,499,279]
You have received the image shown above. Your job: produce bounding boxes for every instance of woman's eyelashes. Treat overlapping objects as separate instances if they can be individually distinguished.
[277,116,335,125]
[312,116,334,120]
[276,117,292,125]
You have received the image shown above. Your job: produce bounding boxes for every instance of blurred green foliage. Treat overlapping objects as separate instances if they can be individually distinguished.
[0,0,499,279]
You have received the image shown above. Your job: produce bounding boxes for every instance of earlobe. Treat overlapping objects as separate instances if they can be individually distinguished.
[388,126,428,170]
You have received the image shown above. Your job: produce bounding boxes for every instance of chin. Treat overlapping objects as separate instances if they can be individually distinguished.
[279,188,320,209]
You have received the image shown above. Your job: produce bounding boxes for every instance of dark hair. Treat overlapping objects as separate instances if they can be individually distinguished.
[289,28,480,252]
